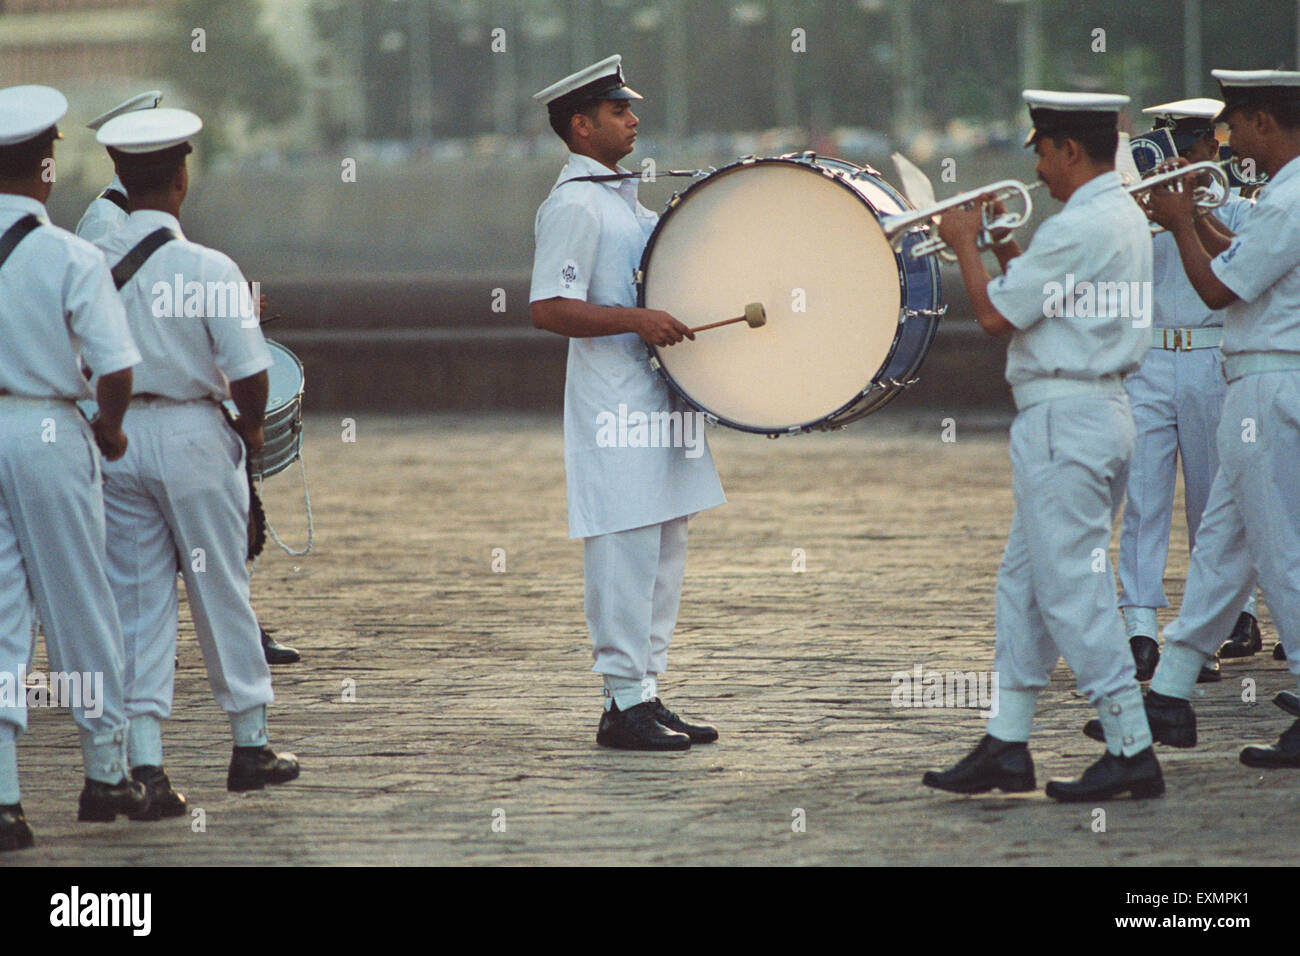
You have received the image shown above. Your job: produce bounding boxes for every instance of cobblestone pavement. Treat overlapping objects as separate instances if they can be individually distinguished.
[6,411,1296,866]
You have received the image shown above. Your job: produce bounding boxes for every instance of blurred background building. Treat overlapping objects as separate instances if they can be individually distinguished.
[2,0,1299,410]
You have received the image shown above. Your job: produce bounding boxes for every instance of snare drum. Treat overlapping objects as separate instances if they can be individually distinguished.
[78,339,304,479]
[637,154,944,436]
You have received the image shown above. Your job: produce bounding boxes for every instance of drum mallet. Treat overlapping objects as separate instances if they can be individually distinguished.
[688,302,766,334]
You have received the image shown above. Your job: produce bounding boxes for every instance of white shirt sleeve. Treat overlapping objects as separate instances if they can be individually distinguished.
[987,216,1077,331]
[529,197,602,303]
[1211,196,1300,304]
[65,247,141,377]
[203,256,273,383]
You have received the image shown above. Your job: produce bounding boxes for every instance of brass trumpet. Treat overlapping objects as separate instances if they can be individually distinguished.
[880,179,1043,263]
[1128,160,1232,233]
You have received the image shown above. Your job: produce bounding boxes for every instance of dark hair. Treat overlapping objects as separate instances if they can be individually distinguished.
[1232,97,1300,131]
[548,99,603,145]
[1046,127,1118,164]
[0,127,56,179]
[109,143,191,195]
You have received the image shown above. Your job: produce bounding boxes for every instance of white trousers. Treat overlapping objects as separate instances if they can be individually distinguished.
[1118,347,1256,623]
[1163,373,1300,673]
[101,402,272,719]
[0,403,127,736]
[993,395,1139,703]
[584,516,689,679]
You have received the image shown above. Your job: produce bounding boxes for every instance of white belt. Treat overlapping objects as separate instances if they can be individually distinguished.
[1222,352,1300,383]
[1012,375,1126,411]
[1155,327,1222,351]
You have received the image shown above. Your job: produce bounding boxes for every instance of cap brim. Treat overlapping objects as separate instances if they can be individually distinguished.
[600,84,642,101]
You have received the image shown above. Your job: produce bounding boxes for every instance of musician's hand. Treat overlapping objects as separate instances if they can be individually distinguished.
[634,309,695,347]
[91,418,128,461]
[1146,179,1197,230]
[232,417,265,457]
[936,202,984,249]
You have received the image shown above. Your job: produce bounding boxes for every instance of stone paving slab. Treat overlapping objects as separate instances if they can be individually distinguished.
[4,411,1295,866]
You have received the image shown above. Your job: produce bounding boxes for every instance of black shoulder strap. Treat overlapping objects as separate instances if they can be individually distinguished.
[0,214,45,270]
[98,188,129,213]
[111,227,179,290]
[554,169,703,189]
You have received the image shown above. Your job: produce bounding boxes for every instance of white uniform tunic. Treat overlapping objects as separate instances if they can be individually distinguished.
[1158,156,1300,680]
[1117,192,1255,632]
[529,152,725,539]
[93,210,274,721]
[0,193,140,755]
[74,175,128,245]
[530,153,724,684]
[984,172,1153,717]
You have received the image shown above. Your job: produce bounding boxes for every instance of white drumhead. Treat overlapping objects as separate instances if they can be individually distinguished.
[643,162,901,431]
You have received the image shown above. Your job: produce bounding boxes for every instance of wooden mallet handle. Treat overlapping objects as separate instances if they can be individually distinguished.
[688,302,766,334]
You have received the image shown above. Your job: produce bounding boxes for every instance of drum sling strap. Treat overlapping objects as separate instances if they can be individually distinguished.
[0,214,45,270]
[97,188,129,212]
[556,169,704,187]
[111,227,179,290]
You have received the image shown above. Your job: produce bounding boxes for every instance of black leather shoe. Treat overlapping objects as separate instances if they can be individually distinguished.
[1197,654,1222,683]
[1130,635,1160,682]
[261,627,300,665]
[1219,612,1263,659]
[77,777,149,822]
[1240,718,1300,769]
[596,701,690,752]
[1082,689,1197,748]
[1274,692,1300,718]
[1275,642,1288,662]
[0,803,34,852]
[922,735,1036,794]
[648,698,717,744]
[127,766,187,820]
[227,745,300,792]
[1045,747,1165,802]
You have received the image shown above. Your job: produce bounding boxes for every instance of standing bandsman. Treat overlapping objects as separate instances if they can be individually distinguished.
[1117,98,1259,685]
[77,91,301,668]
[529,56,726,751]
[922,91,1161,801]
[1120,71,1300,768]
[0,85,148,851]
[76,91,161,245]
[90,107,299,810]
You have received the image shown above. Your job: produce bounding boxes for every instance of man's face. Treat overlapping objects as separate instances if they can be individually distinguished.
[1224,109,1263,166]
[579,98,639,161]
[1033,136,1068,201]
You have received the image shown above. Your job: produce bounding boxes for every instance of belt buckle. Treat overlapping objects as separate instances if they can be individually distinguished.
[1172,329,1185,351]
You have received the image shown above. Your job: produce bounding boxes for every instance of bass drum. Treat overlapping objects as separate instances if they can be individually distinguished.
[637,153,944,436]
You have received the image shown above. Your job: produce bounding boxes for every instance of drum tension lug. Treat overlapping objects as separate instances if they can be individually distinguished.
[648,356,661,371]
[702,413,719,427]
[739,155,758,165]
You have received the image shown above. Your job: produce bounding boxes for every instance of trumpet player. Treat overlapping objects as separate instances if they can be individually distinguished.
[1120,70,1300,769]
[922,91,1160,802]
[1117,99,1258,685]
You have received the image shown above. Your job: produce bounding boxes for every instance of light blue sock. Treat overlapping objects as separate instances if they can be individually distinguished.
[1123,607,1158,640]
[1096,684,1153,756]
[602,676,646,712]
[127,715,163,768]
[1149,643,1208,700]
[229,705,268,748]
[0,725,19,805]
[986,688,1037,742]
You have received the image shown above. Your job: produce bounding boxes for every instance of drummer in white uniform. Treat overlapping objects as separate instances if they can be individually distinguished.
[90,107,299,810]
[76,91,300,668]
[1117,98,1259,685]
[0,85,149,851]
[529,56,726,751]
[1126,70,1300,769]
[923,91,1161,801]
